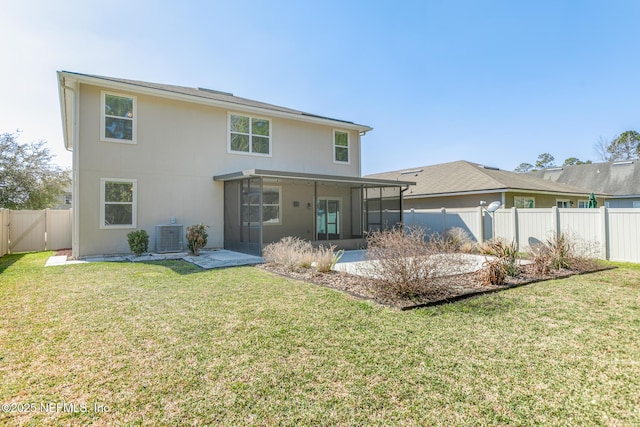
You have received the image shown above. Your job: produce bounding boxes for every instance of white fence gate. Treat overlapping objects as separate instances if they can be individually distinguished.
[0,209,72,256]
[405,207,640,263]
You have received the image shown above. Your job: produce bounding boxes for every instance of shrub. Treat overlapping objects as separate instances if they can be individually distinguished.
[314,245,344,273]
[366,226,434,299]
[476,258,507,286]
[427,227,475,253]
[186,224,209,256]
[483,238,520,277]
[529,232,578,273]
[262,236,314,271]
[127,230,149,257]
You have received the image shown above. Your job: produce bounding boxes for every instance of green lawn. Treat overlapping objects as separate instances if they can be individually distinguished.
[1,252,639,426]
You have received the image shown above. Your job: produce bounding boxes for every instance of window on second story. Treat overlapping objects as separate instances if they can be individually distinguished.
[229,114,271,156]
[101,91,136,143]
[334,130,349,163]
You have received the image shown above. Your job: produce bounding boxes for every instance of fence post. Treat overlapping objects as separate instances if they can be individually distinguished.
[600,206,609,260]
[512,208,519,251]
[441,207,447,233]
[477,206,484,244]
[45,208,50,251]
[551,206,559,236]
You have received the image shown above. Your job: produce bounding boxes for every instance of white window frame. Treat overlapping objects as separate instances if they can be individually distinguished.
[578,200,589,208]
[633,201,640,208]
[333,129,350,164]
[101,91,137,144]
[100,178,137,229]
[242,185,281,226]
[228,113,272,157]
[514,196,535,208]
[556,199,570,208]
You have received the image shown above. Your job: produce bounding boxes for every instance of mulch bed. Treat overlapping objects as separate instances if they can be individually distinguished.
[257,262,616,310]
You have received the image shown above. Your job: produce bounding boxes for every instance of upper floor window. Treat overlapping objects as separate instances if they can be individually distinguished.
[556,199,570,208]
[229,113,271,156]
[101,178,137,228]
[101,91,136,143]
[514,196,535,208]
[334,130,349,163]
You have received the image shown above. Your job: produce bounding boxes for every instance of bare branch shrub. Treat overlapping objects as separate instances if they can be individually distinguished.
[366,227,434,298]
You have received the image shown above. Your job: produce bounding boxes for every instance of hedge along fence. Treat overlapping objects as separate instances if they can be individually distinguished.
[0,208,72,256]
[405,206,640,263]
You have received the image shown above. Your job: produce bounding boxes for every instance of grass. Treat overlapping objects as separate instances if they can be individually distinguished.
[1,253,639,426]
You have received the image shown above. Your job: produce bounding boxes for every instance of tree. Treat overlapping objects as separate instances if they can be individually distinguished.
[0,132,71,209]
[607,130,640,161]
[563,157,592,166]
[514,163,534,173]
[535,153,556,169]
[594,136,613,161]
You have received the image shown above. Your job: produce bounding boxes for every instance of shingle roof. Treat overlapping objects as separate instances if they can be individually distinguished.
[529,161,640,196]
[366,160,598,197]
[59,71,371,130]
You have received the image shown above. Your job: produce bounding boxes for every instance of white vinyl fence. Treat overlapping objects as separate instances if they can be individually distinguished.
[405,207,640,263]
[0,209,72,256]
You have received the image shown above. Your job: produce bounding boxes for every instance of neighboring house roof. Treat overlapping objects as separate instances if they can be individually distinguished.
[57,71,372,150]
[529,161,640,198]
[366,160,600,198]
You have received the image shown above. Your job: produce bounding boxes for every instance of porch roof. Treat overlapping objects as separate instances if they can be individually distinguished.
[213,169,416,187]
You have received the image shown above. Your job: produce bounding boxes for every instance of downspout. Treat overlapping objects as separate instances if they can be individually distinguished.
[59,78,81,259]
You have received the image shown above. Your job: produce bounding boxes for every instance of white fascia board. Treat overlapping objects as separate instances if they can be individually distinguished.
[58,72,373,133]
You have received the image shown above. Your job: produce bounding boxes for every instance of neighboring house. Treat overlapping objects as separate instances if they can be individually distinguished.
[530,161,640,208]
[57,71,413,258]
[53,185,73,210]
[367,160,605,209]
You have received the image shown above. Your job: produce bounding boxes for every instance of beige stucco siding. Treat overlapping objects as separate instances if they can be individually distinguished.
[75,83,361,256]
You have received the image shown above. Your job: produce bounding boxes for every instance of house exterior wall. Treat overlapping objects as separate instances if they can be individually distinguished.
[605,197,640,208]
[75,83,362,257]
[404,192,605,210]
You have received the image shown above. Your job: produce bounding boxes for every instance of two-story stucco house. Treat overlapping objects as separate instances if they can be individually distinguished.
[57,71,413,258]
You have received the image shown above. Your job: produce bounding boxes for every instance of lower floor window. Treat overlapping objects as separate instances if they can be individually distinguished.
[242,186,280,224]
[514,196,535,208]
[101,178,137,228]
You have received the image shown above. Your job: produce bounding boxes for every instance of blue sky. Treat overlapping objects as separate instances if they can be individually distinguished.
[1,0,639,174]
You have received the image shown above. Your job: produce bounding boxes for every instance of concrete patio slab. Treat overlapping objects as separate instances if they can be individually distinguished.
[45,249,264,270]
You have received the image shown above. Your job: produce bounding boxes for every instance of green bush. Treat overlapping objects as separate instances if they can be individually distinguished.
[186,224,209,256]
[127,230,149,257]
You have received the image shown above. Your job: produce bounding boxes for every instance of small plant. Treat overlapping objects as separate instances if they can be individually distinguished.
[313,245,344,273]
[186,224,209,256]
[127,229,149,257]
[528,232,578,273]
[476,258,507,286]
[484,238,520,277]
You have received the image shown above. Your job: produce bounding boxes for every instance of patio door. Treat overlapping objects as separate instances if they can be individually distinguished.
[317,199,340,240]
